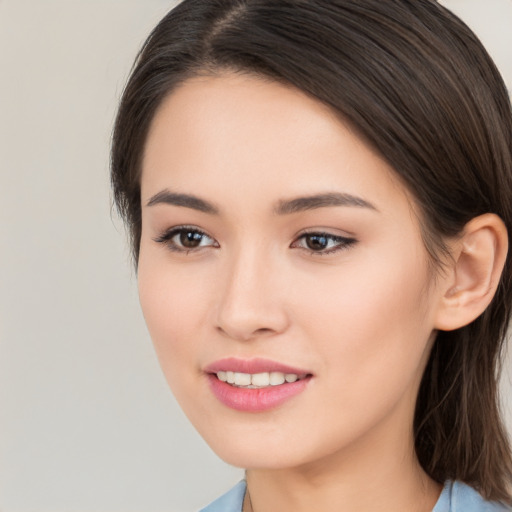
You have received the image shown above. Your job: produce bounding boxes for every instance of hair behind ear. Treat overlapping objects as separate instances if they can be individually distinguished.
[415,307,512,504]
[415,214,511,504]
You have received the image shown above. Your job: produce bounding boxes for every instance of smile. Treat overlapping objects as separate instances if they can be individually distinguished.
[216,371,303,388]
[205,358,313,412]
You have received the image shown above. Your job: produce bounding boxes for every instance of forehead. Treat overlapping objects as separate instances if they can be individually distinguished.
[141,72,409,215]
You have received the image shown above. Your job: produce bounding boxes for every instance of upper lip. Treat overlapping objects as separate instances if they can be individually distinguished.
[204,357,312,376]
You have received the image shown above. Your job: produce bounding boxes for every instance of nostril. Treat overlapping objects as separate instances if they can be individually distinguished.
[254,327,274,335]
[215,323,280,341]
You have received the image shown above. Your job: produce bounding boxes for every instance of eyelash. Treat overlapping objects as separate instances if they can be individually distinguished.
[292,232,357,255]
[153,226,218,253]
[154,226,357,255]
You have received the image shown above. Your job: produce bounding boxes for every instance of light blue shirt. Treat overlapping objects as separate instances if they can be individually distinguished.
[200,480,511,511]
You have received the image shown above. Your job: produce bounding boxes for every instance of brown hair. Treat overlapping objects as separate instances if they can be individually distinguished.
[111,0,512,503]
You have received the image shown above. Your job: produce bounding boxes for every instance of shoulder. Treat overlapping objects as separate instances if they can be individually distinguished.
[199,480,246,512]
[433,481,511,512]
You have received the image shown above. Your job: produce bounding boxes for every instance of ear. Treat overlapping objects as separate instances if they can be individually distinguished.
[434,213,508,331]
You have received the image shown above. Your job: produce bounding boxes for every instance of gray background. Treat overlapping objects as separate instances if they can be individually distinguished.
[0,1,511,511]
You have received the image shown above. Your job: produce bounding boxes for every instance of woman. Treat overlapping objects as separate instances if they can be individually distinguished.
[111,0,512,510]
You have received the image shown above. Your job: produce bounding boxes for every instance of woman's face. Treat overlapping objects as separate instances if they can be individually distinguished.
[138,73,445,470]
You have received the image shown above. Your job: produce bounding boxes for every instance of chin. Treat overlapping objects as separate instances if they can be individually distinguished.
[196,421,326,471]
[213,444,301,470]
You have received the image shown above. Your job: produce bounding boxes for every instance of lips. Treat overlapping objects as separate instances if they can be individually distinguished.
[204,358,313,412]
[204,357,310,375]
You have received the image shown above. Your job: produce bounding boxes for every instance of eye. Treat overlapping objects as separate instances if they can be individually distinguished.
[154,226,218,253]
[291,232,357,255]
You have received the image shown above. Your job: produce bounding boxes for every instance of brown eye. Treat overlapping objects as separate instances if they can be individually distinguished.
[304,234,329,251]
[180,230,205,248]
[292,232,357,255]
[154,226,218,253]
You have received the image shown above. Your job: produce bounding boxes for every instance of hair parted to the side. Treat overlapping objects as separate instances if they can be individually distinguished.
[111,0,512,503]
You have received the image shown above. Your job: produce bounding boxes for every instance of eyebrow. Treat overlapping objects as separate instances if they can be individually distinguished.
[146,190,220,214]
[274,192,377,215]
[146,189,376,215]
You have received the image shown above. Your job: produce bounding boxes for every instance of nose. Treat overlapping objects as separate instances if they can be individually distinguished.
[215,248,290,342]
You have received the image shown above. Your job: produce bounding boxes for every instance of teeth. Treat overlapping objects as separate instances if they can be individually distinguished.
[234,372,252,386]
[251,372,270,387]
[216,371,302,388]
[269,372,285,386]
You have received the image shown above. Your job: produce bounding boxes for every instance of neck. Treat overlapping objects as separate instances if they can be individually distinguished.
[244,413,442,512]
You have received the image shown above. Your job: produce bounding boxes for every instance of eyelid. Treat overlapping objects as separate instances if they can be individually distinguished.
[152,225,356,255]
[291,230,357,255]
[153,225,219,252]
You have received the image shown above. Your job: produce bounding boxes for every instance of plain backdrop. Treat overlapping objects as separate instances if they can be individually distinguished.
[0,1,511,511]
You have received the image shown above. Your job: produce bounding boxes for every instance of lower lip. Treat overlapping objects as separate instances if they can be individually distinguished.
[207,374,311,412]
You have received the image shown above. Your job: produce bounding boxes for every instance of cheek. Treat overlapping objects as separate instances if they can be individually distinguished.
[137,252,214,389]
[294,242,434,409]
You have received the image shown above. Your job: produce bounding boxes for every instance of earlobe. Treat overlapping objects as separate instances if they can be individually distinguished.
[434,213,508,331]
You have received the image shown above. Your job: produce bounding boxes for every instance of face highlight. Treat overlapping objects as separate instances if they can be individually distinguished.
[138,73,444,471]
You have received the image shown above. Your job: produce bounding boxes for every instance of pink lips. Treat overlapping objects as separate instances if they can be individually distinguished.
[204,358,312,412]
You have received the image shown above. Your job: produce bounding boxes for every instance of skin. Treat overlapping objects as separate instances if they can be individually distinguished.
[138,73,458,511]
